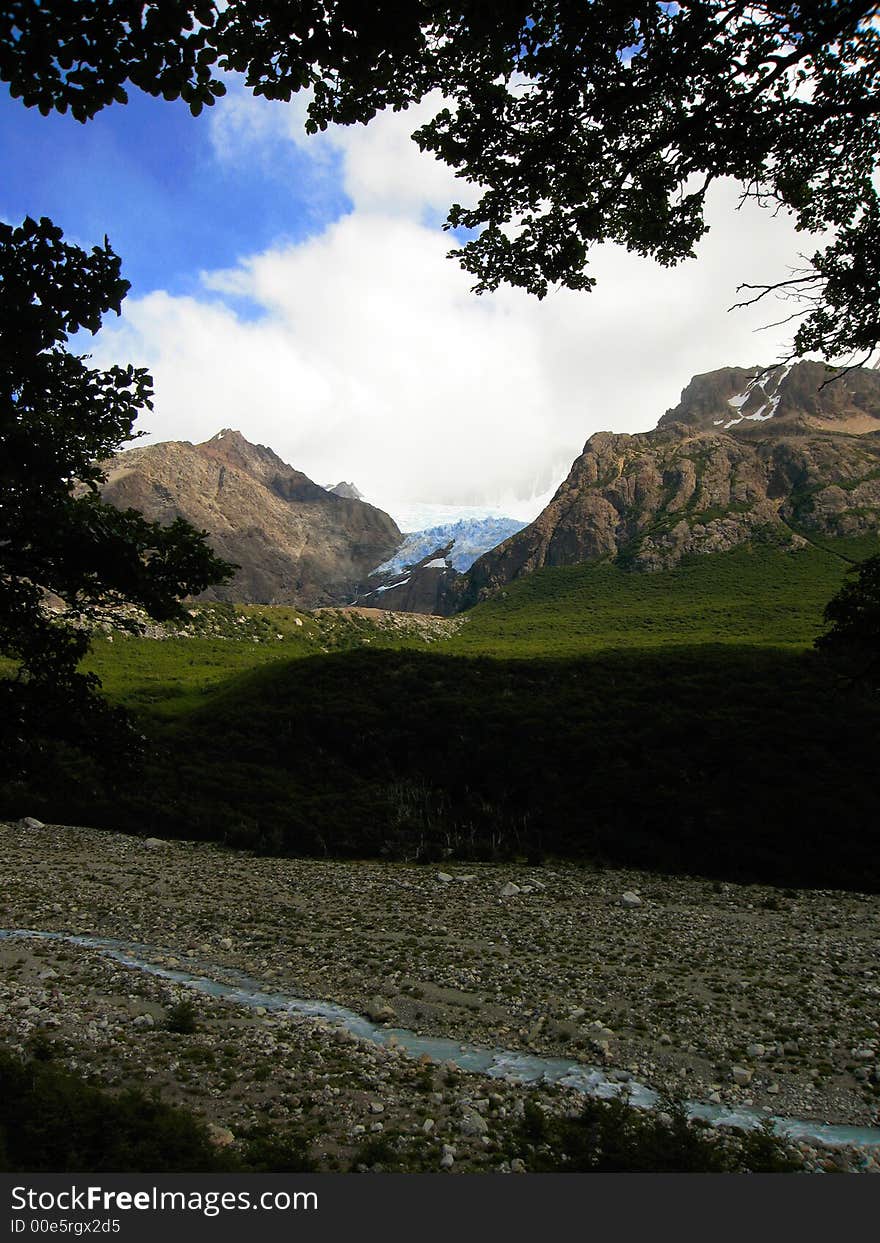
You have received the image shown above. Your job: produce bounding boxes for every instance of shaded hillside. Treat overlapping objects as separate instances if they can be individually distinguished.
[11,643,880,892]
[98,430,401,607]
[4,527,878,887]
[460,362,880,608]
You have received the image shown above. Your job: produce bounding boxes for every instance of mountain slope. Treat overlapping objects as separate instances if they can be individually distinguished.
[99,430,401,607]
[461,362,880,607]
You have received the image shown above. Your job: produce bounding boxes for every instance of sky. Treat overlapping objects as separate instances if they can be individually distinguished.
[1,76,821,517]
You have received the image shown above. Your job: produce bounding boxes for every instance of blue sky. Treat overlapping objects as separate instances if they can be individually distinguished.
[1,78,810,511]
[0,85,350,303]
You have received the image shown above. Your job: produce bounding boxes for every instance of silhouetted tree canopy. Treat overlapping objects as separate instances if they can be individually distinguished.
[816,553,880,684]
[0,215,234,702]
[2,2,878,357]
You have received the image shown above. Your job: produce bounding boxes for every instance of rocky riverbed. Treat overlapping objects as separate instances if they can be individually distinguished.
[2,819,879,1172]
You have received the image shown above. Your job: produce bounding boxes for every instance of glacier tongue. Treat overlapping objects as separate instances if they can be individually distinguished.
[374,515,527,575]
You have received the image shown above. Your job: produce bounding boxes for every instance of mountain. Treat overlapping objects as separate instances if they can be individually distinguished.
[98,430,401,607]
[356,543,459,613]
[459,361,880,608]
[657,360,880,435]
[327,481,364,501]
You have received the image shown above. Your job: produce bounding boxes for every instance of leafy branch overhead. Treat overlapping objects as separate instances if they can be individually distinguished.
[0,215,236,696]
[1,2,878,357]
[816,553,880,684]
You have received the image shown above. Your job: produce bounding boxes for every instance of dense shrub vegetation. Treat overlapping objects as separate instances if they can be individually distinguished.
[2,541,878,890]
[0,1047,231,1172]
[0,1046,315,1173]
[0,1045,800,1174]
[505,1098,800,1173]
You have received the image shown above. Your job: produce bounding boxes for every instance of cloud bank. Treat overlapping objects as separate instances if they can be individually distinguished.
[92,83,818,512]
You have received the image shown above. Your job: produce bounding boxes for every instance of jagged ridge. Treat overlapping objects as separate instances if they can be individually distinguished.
[98,430,401,608]
[460,361,880,608]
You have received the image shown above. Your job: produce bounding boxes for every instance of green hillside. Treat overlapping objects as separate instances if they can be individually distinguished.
[3,537,879,890]
[448,538,878,658]
[84,603,433,720]
[83,537,878,722]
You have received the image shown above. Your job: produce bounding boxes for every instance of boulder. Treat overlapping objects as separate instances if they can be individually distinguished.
[206,1123,235,1148]
[366,996,397,1024]
[621,891,642,909]
[459,1110,489,1137]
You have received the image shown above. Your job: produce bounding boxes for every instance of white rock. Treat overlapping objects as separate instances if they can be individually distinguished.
[18,816,45,830]
[731,1066,753,1086]
[143,837,166,851]
[621,891,642,909]
[436,872,454,884]
[499,882,521,898]
[459,1109,489,1137]
[366,996,396,1023]
[206,1123,235,1148]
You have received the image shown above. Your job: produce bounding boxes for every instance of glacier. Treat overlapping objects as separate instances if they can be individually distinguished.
[373,515,527,575]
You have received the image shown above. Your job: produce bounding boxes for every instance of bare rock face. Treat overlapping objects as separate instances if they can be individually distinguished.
[98,430,401,608]
[356,543,459,614]
[658,360,880,434]
[326,481,365,501]
[461,362,880,606]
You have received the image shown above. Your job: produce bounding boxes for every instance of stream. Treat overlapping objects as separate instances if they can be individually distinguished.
[3,928,879,1151]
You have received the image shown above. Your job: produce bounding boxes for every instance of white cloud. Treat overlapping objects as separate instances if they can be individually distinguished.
[208,82,472,221]
[92,86,823,513]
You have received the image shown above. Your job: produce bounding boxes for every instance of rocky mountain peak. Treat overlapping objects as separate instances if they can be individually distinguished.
[327,481,365,501]
[98,431,401,608]
[659,360,880,435]
[454,361,880,610]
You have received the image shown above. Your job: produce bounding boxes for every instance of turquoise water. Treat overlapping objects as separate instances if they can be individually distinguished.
[3,928,879,1151]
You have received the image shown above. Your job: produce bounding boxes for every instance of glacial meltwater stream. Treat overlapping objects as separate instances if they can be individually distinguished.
[3,928,879,1151]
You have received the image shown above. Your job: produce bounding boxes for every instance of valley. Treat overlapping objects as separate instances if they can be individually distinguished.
[2,819,879,1173]
[3,360,880,1175]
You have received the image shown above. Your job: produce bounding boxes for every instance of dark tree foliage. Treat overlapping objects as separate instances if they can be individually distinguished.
[816,553,880,683]
[0,215,234,708]
[1,2,878,358]
[0,1045,317,1172]
[511,1097,800,1172]
[0,1047,232,1172]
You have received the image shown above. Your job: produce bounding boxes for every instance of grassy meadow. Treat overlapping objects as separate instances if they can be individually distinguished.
[4,537,880,889]
[445,539,873,657]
